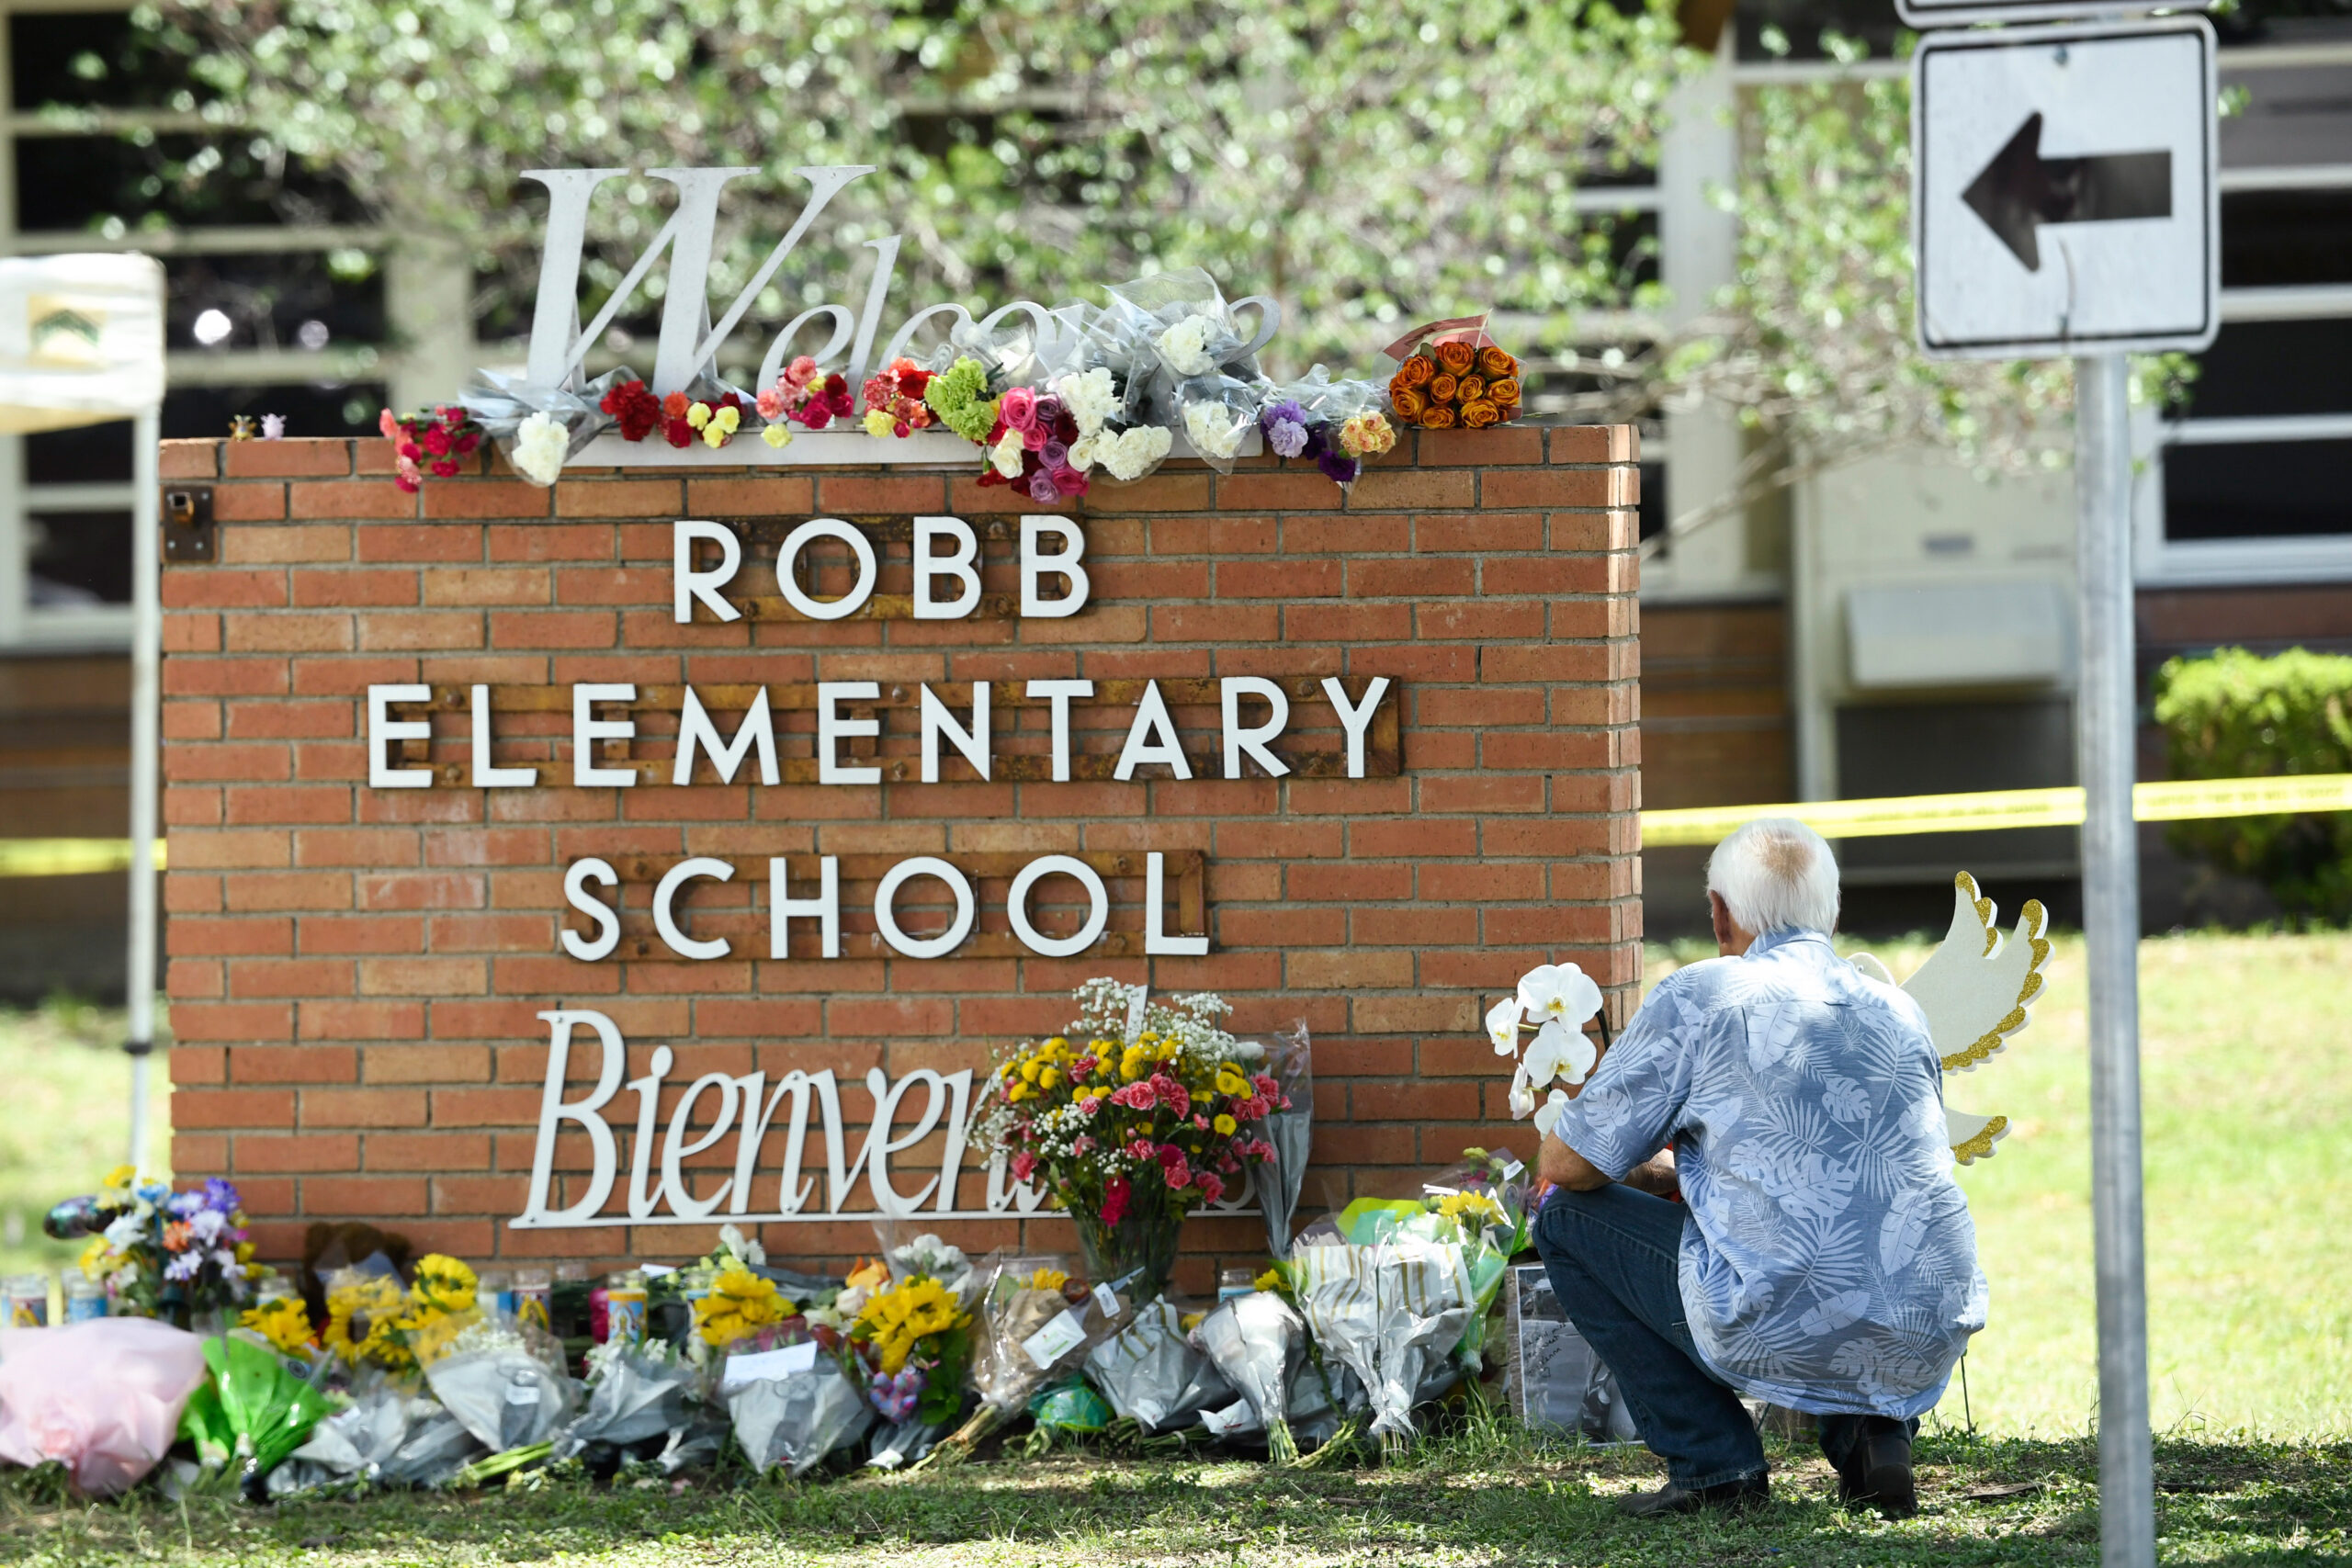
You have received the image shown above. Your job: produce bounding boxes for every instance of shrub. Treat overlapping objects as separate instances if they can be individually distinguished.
[2150,647,2352,921]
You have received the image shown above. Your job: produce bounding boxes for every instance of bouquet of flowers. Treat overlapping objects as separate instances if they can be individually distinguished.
[1260,367,1398,490]
[379,405,483,492]
[1054,364,1174,484]
[690,1261,795,1353]
[859,356,938,438]
[1483,961,1610,1136]
[177,1329,335,1485]
[756,355,854,443]
[321,1253,480,1375]
[72,1168,267,1322]
[975,979,1285,1293]
[1084,1296,1233,1436]
[1287,1235,1478,1459]
[1385,317,1523,434]
[978,384,1090,505]
[1190,1291,1307,1462]
[416,1303,576,1460]
[851,1268,973,1428]
[914,1253,1130,1468]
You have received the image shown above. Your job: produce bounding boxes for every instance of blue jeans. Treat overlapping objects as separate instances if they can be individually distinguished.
[1533,1183,1767,1489]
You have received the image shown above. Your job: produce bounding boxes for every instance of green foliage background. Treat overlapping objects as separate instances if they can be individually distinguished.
[2154,647,2352,921]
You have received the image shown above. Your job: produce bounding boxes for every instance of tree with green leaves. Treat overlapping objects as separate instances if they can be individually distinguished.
[153,0,1695,374]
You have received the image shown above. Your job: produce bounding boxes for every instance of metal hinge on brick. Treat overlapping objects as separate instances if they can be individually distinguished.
[162,487,215,562]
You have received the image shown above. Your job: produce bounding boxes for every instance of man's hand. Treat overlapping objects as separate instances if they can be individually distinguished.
[1622,1147,1679,1198]
[1537,1128,1611,1192]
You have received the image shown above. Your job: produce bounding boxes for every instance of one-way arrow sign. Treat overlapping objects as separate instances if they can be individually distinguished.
[1962,113,2171,272]
[1914,19,2216,358]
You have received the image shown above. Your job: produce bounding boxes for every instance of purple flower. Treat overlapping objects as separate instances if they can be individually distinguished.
[1041,439,1069,468]
[166,1190,205,1220]
[164,1248,206,1282]
[203,1177,241,1213]
[1035,394,1064,427]
[1261,400,1311,459]
[1027,469,1061,504]
[1317,449,1362,486]
[869,1366,926,1424]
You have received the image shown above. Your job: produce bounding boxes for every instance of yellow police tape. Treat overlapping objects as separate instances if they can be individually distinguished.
[1638,773,2352,847]
[0,773,2346,874]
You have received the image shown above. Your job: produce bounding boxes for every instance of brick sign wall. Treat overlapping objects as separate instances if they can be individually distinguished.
[157,425,1640,1294]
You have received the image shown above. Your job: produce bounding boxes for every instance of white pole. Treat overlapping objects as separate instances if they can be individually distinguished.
[2075,353,2153,1568]
[126,403,162,1175]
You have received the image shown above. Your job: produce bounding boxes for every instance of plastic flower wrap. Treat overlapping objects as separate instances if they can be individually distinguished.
[1250,1023,1315,1260]
[1484,961,1610,1135]
[1175,376,1257,473]
[1190,1291,1306,1463]
[975,980,1285,1290]
[177,1330,334,1483]
[1288,1235,1478,1457]
[1087,268,1275,429]
[553,1337,709,1466]
[0,1317,209,1495]
[1084,1297,1234,1435]
[416,1306,574,1455]
[727,1354,873,1478]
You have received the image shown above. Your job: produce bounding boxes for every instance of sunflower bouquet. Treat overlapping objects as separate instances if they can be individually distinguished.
[1385,323,1522,433]
[321,1253,480,1375]
[851,1271,973,1427]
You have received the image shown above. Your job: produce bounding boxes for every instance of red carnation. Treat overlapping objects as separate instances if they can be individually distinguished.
[664,415,694,448]
[421,423,452,457]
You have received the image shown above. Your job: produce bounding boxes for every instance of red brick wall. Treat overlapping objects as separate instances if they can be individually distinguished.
[156,426,1641,1293]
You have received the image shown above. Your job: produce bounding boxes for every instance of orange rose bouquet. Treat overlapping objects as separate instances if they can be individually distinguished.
[1383,316,1522,434]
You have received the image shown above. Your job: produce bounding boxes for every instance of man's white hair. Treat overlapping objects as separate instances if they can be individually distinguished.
[1706,817,1839,935]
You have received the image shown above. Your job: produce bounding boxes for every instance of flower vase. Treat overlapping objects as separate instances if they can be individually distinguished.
[1072,1207,1184,1301]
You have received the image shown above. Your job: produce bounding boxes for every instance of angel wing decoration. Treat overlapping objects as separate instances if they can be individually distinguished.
[1855,872,2051,1167]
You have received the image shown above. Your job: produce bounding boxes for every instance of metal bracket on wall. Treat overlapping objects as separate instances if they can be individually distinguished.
[162,487,215,562]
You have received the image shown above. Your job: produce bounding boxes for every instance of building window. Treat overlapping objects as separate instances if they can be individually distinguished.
[0,3,422,649]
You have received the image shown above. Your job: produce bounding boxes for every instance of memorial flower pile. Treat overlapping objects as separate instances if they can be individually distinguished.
[379,405,482,493]
[1388,339,1522,432]
[978,980,1285,1235]
[463,266,1540,489]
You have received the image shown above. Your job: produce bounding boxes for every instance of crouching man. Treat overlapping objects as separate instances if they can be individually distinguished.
[1534,818,1987,1518]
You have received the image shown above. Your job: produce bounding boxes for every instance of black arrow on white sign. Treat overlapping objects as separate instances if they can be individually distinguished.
[1962,112,2173,272]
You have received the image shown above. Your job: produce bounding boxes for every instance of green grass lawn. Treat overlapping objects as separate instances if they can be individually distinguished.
[0,931,2347,1563]
[3,1429,2346,1566]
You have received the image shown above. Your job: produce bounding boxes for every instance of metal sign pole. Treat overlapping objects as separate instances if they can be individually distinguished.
[2074,352,2154,1568]
[126,402,162,1173]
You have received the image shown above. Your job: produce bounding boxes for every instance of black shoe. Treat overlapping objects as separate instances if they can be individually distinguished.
[1836,1419,1917,1519]
[1615,1473,1770,1517]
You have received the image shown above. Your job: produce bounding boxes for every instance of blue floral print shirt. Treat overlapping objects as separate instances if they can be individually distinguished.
[1549,928,1989,1417]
